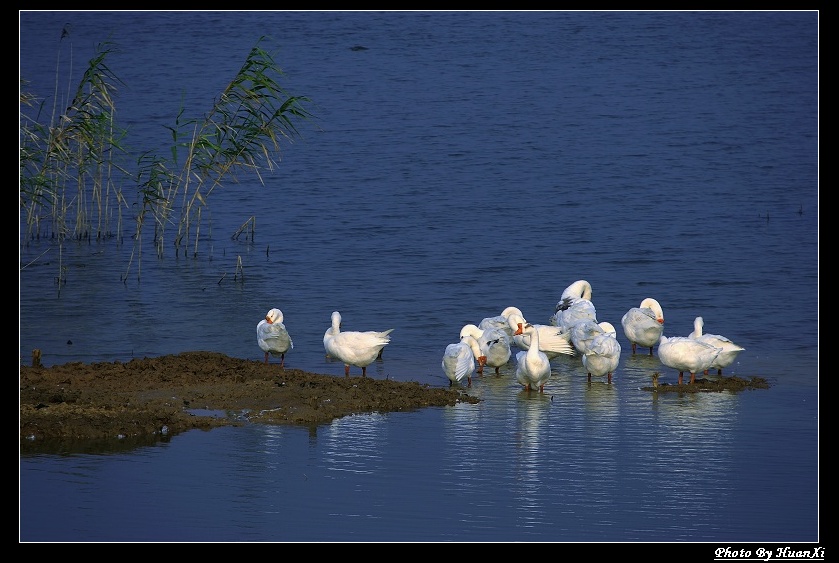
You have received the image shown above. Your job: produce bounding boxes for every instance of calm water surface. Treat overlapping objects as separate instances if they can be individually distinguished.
[19,11,818,543]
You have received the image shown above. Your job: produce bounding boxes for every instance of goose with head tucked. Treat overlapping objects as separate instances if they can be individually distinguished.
[323,311,394,377]
[621,298,665,355]
[551,279,597,331]
[657,334,721,385]
[688,316,745,375]
[257,308,293,368]
[560,279,593,303]
[478,306,523,344]
[506,312,575,359]
[514,323,552,393]
[442,334,483,387]
[569,319,618,355]
[460,323,511,375]
[580,321,621,383]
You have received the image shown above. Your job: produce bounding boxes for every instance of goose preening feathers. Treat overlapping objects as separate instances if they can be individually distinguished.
[442,334,482,387]
[257,308,293,368]
[460,323,512,375]
[580,322,621,383]
[478,306,523,343]
[621,298,665,355]
[551,280,597,331]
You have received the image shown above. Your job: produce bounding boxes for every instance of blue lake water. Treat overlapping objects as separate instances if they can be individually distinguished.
[19,11,819,543]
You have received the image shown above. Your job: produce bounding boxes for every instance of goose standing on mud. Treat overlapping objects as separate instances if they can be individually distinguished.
[688,316,745,375]
[323,311,393,377]
[442,334,482,387]
[257,308,293,368]
[657,334,721,385]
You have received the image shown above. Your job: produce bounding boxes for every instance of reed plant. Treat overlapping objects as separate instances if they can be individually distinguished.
[20,32,313,285]
[20,38,128,290]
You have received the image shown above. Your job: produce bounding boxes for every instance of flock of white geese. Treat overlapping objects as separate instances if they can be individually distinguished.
[257,280,745,392]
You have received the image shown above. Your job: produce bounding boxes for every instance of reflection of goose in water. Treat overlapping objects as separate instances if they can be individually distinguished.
[650,386,740,451]
[515,391,551,441]
[322,412,386,476]
[622,349,662,384]
[513,391,552,516]
[583,378,619,411]
[581,382,620,450]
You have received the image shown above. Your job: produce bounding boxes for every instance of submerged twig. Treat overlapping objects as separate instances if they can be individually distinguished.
[20,247,51,270]
[232,216,255,241]
[234,255,244,282]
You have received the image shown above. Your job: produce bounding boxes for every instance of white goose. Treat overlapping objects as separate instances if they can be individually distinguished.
[506,312,575,359]
[514,323,552,393]
[569,319,616,355]
[621,298,665,355]
[460,323,511,375]
[478,306,523,344]
[581,322,621,383]
[560,279,593,302]
[657,334,721,385]
[551,279,597,331]
[257,308,293,368]
[323,311,394,377]
[442,334,482,387]
[688,316,745,375]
